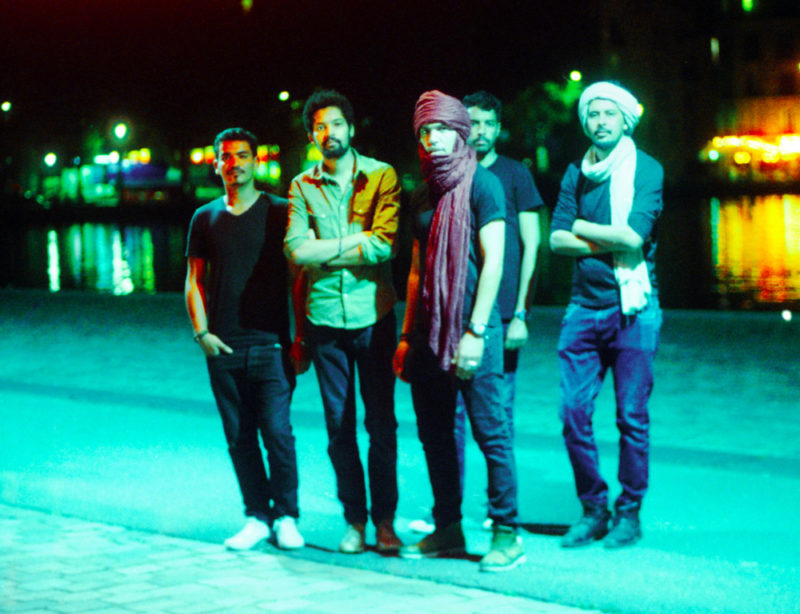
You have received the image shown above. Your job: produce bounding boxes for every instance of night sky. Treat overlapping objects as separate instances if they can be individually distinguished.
[2,0,600,163]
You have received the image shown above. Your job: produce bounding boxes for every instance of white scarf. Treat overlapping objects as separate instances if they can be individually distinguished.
[581,135,651,314]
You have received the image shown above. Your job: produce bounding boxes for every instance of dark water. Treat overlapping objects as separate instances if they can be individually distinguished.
[2,194,799,309]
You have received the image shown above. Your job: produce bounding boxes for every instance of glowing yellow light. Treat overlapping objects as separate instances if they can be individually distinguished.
[778,135,800,155]
[44,153,57,167]
[713,137,724,148]
[204,145,215,164]
[733,151,751,165]
[190,148,204,164]
[257,144,269,162]
[109,151,120,164]
[569,71,582,82]
[278,90,290,101]
[1,101,10,112]
[762,151,780,163]
[636,103,644,117]
[139,148,151,164]
[708,150,720,161]
[268,161,281,180]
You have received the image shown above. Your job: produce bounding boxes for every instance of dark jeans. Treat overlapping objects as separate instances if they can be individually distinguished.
[309,312,398,526]
[454,320,519,492]
[557,300,662,512]
[206,342,299,522]
[410,324,518,528]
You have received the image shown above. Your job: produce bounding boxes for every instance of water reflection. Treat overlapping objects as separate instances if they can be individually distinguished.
[22,223,186,294]
[710,194,800,307]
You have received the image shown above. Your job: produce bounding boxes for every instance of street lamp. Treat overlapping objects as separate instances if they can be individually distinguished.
[111,121,129,205]
[44,152,57,167]
[1,101,10,113]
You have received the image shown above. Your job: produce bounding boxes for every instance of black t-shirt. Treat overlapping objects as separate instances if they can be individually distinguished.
[550,150,663,308]
[410,164,505,329]
[487,155,544,319]
[186,193,291,348]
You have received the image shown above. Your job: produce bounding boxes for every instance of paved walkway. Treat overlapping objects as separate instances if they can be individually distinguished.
[0,504,597,614]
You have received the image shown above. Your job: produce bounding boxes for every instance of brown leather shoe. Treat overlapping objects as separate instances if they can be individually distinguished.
[338,523,366,554]
[375,518,402,553]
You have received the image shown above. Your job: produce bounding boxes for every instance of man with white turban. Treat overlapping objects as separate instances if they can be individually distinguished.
[550,81,664,549]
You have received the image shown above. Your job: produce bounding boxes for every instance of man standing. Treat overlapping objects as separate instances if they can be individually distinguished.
[394,90,524,572]
[550,82,663,549]
[285,90,402,554]
[462,90,543,486]
[185,128,304,551]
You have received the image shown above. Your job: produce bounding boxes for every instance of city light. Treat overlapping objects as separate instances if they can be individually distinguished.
[742,0,754,13]
[569,71,582,82]
[278,90,290,101]
[113,122,128,140]
[1,101,10,112]
[44,153,57,167]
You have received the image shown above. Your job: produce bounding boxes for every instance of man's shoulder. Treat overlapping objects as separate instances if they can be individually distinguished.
[636,150,664,175]
[355,151,396,176]
[260,192,288,208]
[192,196,225,218]
[493,154,529,174]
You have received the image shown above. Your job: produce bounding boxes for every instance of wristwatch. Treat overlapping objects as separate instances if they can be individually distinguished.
[466,321,487,338]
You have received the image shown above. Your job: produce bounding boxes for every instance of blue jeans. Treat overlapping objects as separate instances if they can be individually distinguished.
[454,320,518,493]
[309,312,398,526]
[410,324,518,528]
[557,301,662,511]
[206,342,299,522]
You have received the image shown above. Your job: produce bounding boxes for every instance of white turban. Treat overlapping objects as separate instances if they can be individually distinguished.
[578,81,641,137]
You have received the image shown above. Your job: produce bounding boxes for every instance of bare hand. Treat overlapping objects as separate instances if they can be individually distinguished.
[290,339,311,375]
[504,318,528,350]
[198,333,233,357]
[453,333,484,380]
[393,340,411,383]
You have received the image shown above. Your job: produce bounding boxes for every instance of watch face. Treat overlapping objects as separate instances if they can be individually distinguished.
[469,322,486,336]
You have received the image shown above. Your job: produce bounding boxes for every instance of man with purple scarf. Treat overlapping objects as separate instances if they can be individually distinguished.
[393,90,524,572]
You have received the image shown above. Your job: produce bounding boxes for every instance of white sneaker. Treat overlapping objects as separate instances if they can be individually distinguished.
[224,518,271,550]
[273,516,305,550]
[408,518,435,534]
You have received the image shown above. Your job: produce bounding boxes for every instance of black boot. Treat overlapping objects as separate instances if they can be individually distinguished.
[560,505,611,548]
[604,507,642,549]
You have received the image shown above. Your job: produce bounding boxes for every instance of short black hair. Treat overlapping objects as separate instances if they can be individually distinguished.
[462,91,502,122]
[302,89,355,133]
[214,127,258,158]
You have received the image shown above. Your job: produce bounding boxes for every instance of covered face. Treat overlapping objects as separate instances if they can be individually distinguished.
[577,81,641,139]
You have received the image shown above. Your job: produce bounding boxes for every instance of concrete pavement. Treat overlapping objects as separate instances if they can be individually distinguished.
[1,289,798,613]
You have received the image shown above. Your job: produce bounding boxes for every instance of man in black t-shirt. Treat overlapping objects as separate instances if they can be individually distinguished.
[394,91,524,572]
[185,128,304,552]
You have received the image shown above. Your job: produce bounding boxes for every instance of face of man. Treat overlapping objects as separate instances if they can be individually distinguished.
[585,98,627,152]
[309,106,354,160]
[214,140,256,188]
[419,122,459,156]
[467,106,500,158]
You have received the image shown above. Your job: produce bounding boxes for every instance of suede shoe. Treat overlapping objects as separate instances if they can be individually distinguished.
[560,507,611,548]
[479,525,526,572]
[399,521,466,559]
[375,518,403,553]
[338,523,366,554]
[604,511,642,549]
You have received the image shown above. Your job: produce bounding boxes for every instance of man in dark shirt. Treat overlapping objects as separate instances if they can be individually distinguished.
[550,82,663,549]
[185,127,304,551]
[394,91,524,572]
[461,91,543,516]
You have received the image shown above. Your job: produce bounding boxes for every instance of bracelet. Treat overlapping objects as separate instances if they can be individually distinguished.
[193,330,209,342]
[513,309,528,321]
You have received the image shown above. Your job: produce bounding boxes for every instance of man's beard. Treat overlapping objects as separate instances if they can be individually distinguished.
[323,138,349,159]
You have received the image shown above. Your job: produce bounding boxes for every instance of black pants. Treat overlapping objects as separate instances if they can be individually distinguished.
[206,342,299,522]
